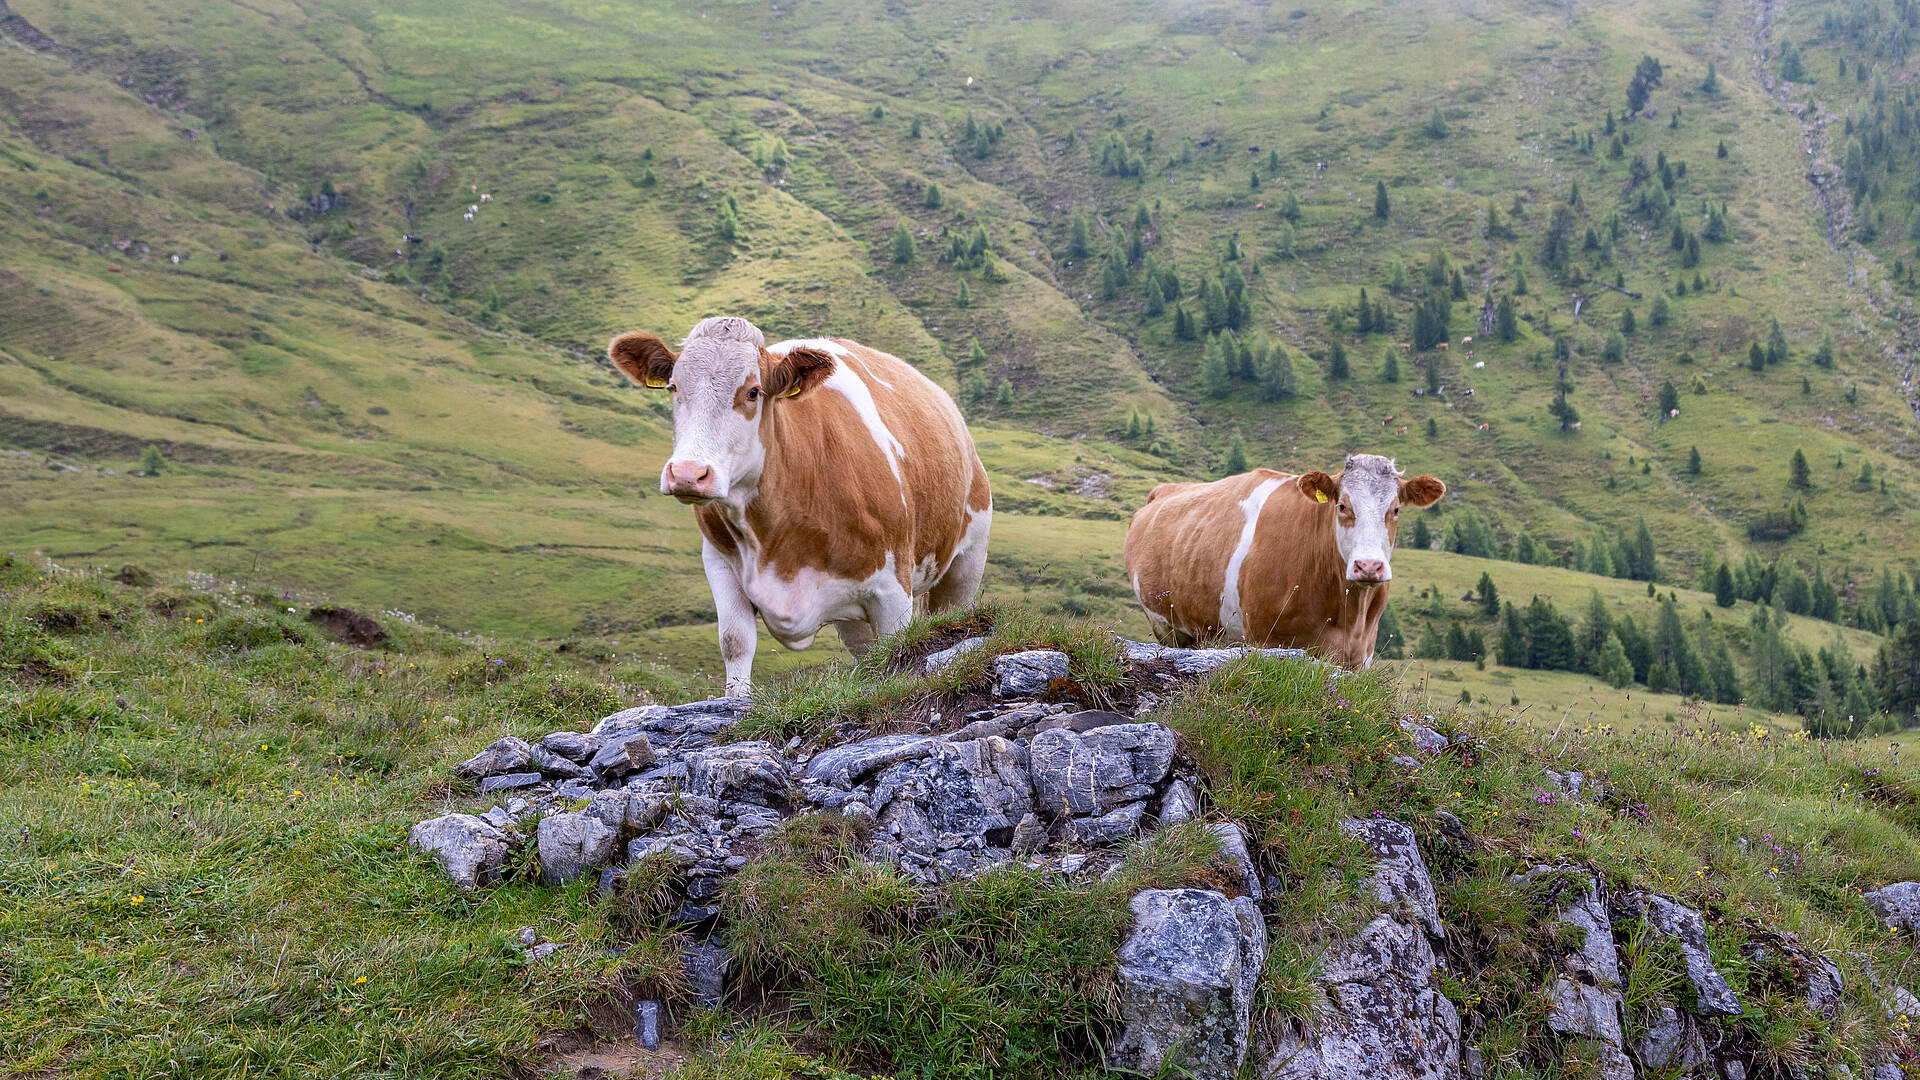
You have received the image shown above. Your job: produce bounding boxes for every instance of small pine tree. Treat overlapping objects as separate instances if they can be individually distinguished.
[1701,60,1719,94]
[1717,139,1729,158]
[890,220,916,264]
[1068,211,1092,259]
[1620,307,1637,334]
[138,445,165,476]
[1496,293,1518,341]
[1766,318,1789,365]
[1426,107,1450,138]
[1687,446,1701,474]
[1329,340,1350,380]
[1749,342,1766,372]
[910,115,923,138]
[1426,417,1439,438]
[995,378,1014,407]
[965,371,987,403]
[956,278,972,308]
[1789,448,1811,489]
[1258,347,1296,401]
[1203,334,1235,398]
[1814,331,1835,369]
[1411,516,1432,550]
[1374,180,1390,219]
[969,340,988,366]
[1382,349,1401,383]
[1478,572,1500,618]
[1127,408,1143,439]
[1225,432,1249,475]
[923,182,943,209]
[1145,275,1166,317]
[1649,295,1670,327]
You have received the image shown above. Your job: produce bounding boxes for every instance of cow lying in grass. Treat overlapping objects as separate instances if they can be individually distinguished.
[608,316,991,694]
[1123,453,1444,667]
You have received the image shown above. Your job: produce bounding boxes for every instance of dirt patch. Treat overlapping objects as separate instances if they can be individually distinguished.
[307,605,388,649]
[530,1030,691,1080]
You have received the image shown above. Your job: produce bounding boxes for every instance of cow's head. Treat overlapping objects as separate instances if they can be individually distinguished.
[1295,453,1444,585]
[607,316,835,503]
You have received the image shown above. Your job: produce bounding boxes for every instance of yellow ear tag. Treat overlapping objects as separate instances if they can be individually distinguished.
[644,375,669,389]
[1314,490,1329,503]
[784,384,803,398]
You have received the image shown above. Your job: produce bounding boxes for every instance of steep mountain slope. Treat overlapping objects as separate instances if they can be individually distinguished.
[3,0,1918,700]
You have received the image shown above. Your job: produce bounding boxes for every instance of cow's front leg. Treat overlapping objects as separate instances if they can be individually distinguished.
[864,575,915,644]
[702,540,757,696]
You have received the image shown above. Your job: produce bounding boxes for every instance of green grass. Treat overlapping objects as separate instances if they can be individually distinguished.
[8,560,1920,1078]
[6,0,1920,885]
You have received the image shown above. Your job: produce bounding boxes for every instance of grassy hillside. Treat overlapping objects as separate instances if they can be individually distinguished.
[5,561,1919,1078]
[6,0,1920,732]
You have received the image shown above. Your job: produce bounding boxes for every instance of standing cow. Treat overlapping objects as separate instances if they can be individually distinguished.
[1124,453,1443,667]
[607,316,991,694]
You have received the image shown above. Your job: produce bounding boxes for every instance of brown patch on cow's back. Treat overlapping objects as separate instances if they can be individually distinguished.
[745,338,984,589]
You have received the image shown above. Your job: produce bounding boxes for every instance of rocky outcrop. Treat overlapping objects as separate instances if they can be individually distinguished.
[1864,881,1920,931]
[1254,818,1462,1080]
[1108,888,1266,1079]
[409,813,514,889]
[1619,892,1744,1017]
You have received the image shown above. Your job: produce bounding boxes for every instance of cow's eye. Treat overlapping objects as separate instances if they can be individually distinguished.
[746,387,761,401]
[665,382,677,394]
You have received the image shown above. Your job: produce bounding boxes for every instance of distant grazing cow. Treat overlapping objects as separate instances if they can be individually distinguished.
[1123,454,1444,667]
[606,316,991,693]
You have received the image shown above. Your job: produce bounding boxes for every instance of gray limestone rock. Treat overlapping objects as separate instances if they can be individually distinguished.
[1009,812,1047,855]
[477,771,543,793]
[681,941,728,1007]
[1069,800,1147,846]
[1636,1006,1708,1072]
[1108,889,1266,1079]
[1255,819,1460,1080]
[538,730,598,762]
[529,744,590,779]
[588,732,657,778]
[992,649,1070,697]
[804,733,936,789]
[875,736,1034,840]
[1029,723,1176,817]
[1256,914,1462,1080]
[1547,978,1632,1080]
[1397,719,1450,753]
[685,741,791,807]
[922,635,987,675]
[1341,818,1444,938]
[1116,637,1309,674]
[454,736,532,778]
[409,813,513,889]
[1621,893,1743,1017]
[1208,821,1263,901]
[1864,881,1920,932]
[537,811,618,884]
[1160,778,1200,825]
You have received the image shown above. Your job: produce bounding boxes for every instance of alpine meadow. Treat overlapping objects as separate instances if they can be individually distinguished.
[11,0,1920,1077]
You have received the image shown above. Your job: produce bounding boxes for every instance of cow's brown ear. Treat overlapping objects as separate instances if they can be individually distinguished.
[764,346,836,400]
[1296,470,1338,505]
[609,332,677,389]
[1400,475,1446,507]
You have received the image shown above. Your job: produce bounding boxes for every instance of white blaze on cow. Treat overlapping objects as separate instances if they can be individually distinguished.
[1124,453,1444,667]
[607,316,992,694]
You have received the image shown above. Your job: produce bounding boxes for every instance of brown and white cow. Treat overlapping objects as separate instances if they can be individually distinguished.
[607,316,991,694]
[1123,454,1444,667]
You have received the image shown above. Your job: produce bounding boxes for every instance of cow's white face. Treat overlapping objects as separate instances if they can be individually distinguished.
[606,317,835,505]
[1298,454,1445,586]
